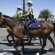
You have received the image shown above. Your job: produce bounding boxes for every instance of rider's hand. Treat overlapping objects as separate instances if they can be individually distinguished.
[22,15,25,18]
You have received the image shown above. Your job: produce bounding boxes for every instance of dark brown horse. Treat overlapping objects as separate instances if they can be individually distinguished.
[7,28,42,45]
[0,14,42,45]
[0,13,55,55]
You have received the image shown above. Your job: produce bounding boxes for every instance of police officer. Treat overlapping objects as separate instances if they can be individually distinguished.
[15,6,22,20]
[23,0,34,35]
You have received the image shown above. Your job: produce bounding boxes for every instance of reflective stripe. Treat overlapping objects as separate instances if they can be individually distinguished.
[0,52,7,55]
[28,7,33,15]
[16,12,22,19]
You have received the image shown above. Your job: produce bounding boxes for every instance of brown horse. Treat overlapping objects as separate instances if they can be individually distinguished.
[7,28,42,45]
[0,13,55,55]
[0,14,42,45]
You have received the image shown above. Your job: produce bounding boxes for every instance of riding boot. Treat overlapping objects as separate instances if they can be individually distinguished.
[25,27,29,37]
[25,19,34,37]
[27,27,29,34]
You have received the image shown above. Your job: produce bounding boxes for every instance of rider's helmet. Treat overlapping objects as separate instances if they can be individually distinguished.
[17,6,22,10]
[27,0,33,6]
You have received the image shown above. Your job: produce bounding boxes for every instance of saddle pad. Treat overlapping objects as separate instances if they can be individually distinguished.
[29,21,42,29]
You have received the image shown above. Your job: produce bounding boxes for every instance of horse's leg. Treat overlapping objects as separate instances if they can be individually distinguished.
[21,40,25,55]
[11,34,15,42]
[48,36,55,51]
[39,38,47,55]
[7,33,11,44]
[7,33,10,37]
[39,37,42,45]
[7,33,15,45]
[28,38,32,45]
[53,30,55,38]
[13,39,19,50]
[13,39,22,55]
[34,37,36,40]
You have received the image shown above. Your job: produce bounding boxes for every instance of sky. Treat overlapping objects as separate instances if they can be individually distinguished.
[0,0,55,19]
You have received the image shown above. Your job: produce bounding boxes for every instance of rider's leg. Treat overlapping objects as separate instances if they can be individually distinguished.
[25,14,35,35]
[26,19,32,35]
[26,19,35,32]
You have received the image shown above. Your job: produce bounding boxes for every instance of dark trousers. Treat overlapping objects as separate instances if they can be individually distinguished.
[25,14,35,35]
[25,19,35,35]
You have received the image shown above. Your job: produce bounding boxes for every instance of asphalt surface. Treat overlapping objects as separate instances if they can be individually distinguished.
[0,28,55,55]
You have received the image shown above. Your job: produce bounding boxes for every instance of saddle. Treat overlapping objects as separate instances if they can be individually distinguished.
[29,21,42,29]
[24,20,42,30]
[24,20,42,35]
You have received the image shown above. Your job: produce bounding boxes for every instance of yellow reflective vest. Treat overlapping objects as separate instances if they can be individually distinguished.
[16,11,22,19]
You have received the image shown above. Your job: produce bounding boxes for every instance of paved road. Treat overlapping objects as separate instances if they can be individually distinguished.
[0,28,55,55]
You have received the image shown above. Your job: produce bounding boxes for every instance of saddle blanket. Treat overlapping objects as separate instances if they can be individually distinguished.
[29,21,42,29]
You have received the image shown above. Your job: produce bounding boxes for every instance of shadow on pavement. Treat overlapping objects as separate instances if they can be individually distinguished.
[0,41,41,46]
[0,48,54,55]
[0,42,12,46]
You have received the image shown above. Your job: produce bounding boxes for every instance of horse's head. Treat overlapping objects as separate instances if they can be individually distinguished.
[0,12,4,26]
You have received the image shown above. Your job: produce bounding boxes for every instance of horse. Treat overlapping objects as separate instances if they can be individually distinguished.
[0,14,42,45]
[7,30,42,45]
[0,13,55,55]
[0,14,17,45]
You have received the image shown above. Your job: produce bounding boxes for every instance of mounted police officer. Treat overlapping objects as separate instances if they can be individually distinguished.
[23,0,35,36]
[15,6,22,20]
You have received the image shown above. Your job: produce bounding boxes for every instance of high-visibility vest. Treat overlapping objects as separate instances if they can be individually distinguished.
[16,11,22,19]
[24,8,33,20]
[28,7,33,15]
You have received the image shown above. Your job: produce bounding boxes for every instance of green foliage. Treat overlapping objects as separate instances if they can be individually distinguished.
[38,9,54,21]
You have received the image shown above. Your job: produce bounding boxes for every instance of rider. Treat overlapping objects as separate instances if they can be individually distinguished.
[15,6,22,20]
[23,0,35,35]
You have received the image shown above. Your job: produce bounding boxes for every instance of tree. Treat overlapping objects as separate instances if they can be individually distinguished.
[38,9,54,21]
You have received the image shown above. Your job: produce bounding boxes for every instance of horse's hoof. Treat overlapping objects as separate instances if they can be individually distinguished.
[28,43,30,45]
[40,43,42,46]
[13,44,17,49]
[54,49,55,51]
[15,50,21,55]
[54,46,55,51]
[20,50,24,55]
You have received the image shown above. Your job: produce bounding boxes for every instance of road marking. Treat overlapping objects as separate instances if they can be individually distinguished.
[0,52,7,55]
[35,52,39,55]
[44,48,49,50]
[3,49,16,51]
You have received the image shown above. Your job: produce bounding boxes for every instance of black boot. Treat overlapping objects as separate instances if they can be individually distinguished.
[25,27,29,38]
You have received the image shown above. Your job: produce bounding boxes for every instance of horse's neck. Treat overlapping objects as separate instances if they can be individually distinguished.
[3,18,16,28]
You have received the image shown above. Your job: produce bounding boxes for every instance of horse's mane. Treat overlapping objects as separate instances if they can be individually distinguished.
[3,15,14,19]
